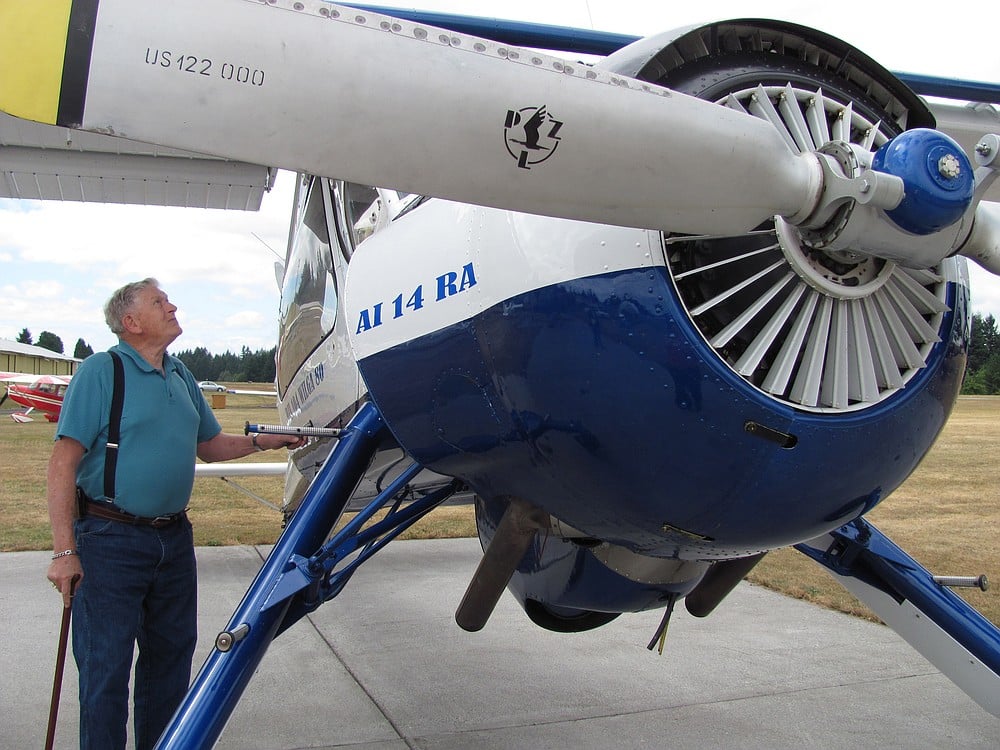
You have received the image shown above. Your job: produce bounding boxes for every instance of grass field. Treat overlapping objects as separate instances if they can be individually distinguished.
[2,389,996,626]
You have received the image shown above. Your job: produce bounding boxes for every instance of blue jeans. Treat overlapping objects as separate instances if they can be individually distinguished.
[73,515,198,750]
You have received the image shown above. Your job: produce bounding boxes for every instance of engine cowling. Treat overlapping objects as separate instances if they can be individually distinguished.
[350,196,968,560]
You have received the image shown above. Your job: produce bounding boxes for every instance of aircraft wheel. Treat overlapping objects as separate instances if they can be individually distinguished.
[523,599,621,633]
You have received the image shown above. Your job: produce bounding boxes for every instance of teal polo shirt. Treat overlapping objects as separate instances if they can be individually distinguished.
[56,341,222,516]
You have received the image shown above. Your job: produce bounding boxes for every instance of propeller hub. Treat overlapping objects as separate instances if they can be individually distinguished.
[776,218,895,300]
[872,128,975,235]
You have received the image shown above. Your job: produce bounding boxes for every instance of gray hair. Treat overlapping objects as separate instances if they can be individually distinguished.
[104,278,159,335]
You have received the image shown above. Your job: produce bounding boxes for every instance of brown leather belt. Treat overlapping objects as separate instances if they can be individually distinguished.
[82,499,187,528]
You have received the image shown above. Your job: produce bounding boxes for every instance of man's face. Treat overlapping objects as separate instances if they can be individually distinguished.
[125,285,182,345]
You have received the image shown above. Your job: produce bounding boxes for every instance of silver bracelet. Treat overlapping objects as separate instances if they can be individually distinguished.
[251,434,265,452]
[52,549,77,560]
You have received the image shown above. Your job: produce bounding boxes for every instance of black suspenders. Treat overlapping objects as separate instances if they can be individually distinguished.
[103,351,125,500]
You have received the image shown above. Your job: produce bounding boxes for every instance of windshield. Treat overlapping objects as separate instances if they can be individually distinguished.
[276,176,338,395]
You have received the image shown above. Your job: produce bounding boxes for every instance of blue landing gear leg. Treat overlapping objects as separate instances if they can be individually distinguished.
[155,403,461,749]
[797,518,1000,717]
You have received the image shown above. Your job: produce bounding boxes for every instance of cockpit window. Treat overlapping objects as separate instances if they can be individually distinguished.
[333,182,379,260]
[276,176,338,395]
[348,184,380,247]
[332,183,423,261]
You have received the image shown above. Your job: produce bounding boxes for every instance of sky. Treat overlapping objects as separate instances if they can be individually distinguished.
[1,0,998,355]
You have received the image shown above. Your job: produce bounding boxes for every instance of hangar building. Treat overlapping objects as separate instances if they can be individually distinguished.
[0,339,80,377]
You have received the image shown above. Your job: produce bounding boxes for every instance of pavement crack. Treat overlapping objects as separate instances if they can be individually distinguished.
[304,611,419,750]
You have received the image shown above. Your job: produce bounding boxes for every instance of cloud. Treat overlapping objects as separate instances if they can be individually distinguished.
[224,310,267,328]
[2,279,64,299]
[0,172,294,352]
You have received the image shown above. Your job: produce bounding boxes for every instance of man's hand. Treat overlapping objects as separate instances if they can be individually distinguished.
[47,437,86,609]
[48,556,82,609]
[254,433,308,451]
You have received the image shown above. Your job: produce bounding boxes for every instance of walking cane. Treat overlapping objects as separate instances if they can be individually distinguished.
[44,576,78,750]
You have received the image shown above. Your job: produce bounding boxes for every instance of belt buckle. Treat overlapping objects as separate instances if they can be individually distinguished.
[151,513,175,526]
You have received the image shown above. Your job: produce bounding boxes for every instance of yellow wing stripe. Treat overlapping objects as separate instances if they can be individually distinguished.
[0,1,75,124]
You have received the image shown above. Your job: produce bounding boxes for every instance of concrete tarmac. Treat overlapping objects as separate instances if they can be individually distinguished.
[4,538,998,749]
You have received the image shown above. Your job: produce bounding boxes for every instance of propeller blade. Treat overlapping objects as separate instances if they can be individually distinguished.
[0,0,816,237]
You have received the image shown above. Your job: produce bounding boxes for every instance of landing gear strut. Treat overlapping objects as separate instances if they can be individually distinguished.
[155,403,459,749]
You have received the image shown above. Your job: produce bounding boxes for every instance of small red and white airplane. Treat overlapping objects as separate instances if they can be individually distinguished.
[0,372,275,424]
[0,373,72,423]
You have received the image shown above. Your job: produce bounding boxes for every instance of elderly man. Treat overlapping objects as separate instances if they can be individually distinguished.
[46,278,303,750]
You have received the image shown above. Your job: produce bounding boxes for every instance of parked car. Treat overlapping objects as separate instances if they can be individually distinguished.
[198,381,226,392]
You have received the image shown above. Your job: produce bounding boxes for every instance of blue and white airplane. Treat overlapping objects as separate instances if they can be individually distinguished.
[1,2,999,747]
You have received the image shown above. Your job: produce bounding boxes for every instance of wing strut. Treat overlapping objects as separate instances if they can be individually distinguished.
[796,519,1000,718]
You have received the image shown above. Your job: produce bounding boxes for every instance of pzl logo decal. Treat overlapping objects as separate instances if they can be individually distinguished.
[504,105,562,169]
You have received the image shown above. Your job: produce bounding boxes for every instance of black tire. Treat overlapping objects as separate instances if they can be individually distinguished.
[523,599,621,633]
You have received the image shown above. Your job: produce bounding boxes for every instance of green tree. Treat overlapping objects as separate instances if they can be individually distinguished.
[73,338,94,359]
[963,368,985,395]
[174,346,213,380]
[966,353,1000,395]
[36,331,64,354]
[16,328,32,344]
[963,313,1000,394]
[175,346,276,383]
[967,313,1000,376]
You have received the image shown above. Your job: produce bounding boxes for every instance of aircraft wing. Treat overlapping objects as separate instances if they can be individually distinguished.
[0,372,71,384]
[194,461,288,513]
[0,111,273,209]
[195,462,287,478]
[226,388,278,397]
